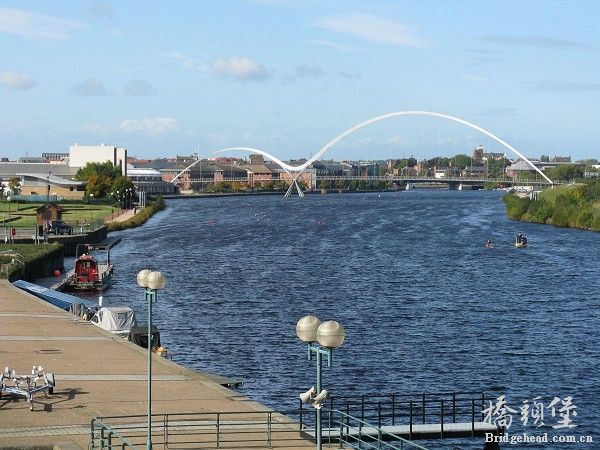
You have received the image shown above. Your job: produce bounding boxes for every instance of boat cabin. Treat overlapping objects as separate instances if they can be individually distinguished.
[75,254,99,284]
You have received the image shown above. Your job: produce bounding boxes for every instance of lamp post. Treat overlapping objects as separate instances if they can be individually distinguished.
[136,269,167,450]
[6,196,11,244]
[296,316,345,450]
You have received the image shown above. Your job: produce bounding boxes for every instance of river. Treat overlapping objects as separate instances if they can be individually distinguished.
[86,190,599,448]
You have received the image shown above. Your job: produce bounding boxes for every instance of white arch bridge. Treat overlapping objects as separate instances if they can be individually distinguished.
[170,111,554,196]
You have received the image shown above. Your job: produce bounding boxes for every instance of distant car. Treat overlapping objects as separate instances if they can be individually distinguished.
[49,220,73,235]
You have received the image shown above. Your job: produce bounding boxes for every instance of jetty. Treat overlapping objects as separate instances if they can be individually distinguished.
[0,281,313,449]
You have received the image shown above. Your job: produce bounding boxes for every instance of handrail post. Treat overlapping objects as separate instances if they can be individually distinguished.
[328,408,333,444]
[452,392,456,423]
[299,399,303,431]
[481,393,485,421]
[346,404,350,437]
[440,400,444,438]
[378,401,382,427]
[163,414,168,447]
[100,426,105,450]
[391,393,396,426]
[91,419,96,450]
[409,401,413,439]
[422,393,426,424]
[338,411,343,449]
[267,411,272,448]
[472,398,476,437]
[361,395,365,423]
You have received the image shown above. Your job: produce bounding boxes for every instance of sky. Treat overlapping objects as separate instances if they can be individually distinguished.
[1,0,600,162]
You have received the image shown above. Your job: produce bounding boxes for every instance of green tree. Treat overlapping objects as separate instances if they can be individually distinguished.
[452,154,473,169]
[8,177,21,194]
[544,164,584,181]
[75,162,134,197]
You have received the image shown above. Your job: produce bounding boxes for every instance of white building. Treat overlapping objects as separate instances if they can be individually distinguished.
[69,144,127,175]
[127,167,175,194]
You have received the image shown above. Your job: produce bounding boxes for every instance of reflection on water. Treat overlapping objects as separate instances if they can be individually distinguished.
[77,191,599,448]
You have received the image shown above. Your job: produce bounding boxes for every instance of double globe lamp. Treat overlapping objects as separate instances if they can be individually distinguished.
[296,315,345,450]
[136,269,166,450]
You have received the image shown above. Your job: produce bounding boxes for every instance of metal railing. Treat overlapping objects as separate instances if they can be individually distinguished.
[331,410,429,450]
[90,418,137,449]
[301,391,493,440]
[91,410,308,449]
[91,408,429,449]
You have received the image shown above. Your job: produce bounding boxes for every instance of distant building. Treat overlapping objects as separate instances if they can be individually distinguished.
[245,164,275,187]
[127,167,175,194]
[19,156,46,163]
[69,144,127,176]
[18,173,86,199]
[473,146,484,162]
[434,169,446,179]
[42,152,69,163]
[249,154,265,165]
[461,165,487,177]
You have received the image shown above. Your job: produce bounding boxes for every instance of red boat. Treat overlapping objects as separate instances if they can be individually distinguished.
[65,243,114,291]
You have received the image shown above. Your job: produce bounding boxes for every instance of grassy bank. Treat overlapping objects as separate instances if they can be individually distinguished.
[503,178,600,231]
[0,201,116,227]
[0,242,64,281]
[107,196,165,232]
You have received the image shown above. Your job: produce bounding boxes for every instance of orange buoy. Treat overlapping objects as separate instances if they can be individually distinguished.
[54,269,61,277]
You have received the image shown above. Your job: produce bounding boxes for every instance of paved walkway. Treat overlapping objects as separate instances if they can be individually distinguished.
[104,208,137,224]
[0,281,313,449]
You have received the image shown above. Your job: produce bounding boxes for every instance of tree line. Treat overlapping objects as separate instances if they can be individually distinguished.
[503,177,600,231]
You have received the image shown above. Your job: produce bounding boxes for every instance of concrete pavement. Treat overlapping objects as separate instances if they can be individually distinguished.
[0,280,313,449]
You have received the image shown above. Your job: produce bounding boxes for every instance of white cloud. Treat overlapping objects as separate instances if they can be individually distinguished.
[119,117,178,135]
[313,13,427,48]
[211,56,270,81]
[0,71,35,90]
[164,51,206,71]
[70,78,109,96]
[0,7,86,40]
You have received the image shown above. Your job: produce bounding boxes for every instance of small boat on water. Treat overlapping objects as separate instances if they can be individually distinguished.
[65,243,113,291]
[514,233,529,248]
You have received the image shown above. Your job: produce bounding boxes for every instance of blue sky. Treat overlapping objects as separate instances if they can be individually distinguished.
[1,0,599,161]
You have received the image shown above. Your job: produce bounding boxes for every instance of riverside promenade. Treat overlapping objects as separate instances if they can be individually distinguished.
[0,281,312,449]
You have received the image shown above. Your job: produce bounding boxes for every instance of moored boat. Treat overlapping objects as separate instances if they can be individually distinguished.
[65,243,113,291]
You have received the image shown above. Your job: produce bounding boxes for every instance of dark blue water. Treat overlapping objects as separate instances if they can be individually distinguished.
[93,191,599,448]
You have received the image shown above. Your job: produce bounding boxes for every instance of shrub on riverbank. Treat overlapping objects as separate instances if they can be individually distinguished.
[107,196,165,232]
[0,243,63,281]
[503,178,600,231]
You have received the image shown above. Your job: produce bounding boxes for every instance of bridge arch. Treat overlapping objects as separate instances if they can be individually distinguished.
[169,146,293,184]
[170,111,553,184]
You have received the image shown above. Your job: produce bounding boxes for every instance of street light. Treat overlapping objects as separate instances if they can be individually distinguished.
[296,315,345,450]
[137,269,167,450]
[6,196,11,244]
